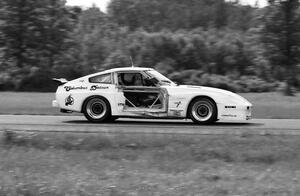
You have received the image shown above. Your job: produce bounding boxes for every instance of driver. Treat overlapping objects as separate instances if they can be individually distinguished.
[133,74,143,86]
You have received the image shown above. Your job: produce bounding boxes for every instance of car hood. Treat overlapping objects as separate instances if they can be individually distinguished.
[165,85,252,105]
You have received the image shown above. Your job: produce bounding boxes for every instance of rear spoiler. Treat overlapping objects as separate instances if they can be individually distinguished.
[52,78,68,85]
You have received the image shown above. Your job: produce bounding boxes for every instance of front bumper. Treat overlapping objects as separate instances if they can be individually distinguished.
[218,104,252,121]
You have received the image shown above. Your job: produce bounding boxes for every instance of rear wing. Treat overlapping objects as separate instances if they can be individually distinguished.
[52,78,68,85]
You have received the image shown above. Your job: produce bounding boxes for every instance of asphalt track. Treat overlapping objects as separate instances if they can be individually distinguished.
[0,115,299,135]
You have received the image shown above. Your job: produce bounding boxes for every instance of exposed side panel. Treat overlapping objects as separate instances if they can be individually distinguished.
[166,86,202,118]
[113,86,169,117]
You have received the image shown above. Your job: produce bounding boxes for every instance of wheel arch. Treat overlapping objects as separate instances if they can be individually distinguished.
[186,95,218,118]
[81,95,112,115]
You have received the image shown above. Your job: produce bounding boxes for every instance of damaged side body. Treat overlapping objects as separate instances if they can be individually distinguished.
[114,71,172,118]
[53,67,252,123]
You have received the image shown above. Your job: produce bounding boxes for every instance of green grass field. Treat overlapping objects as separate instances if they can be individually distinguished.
[0,92,61,116]
[0,131,299,196]
[0,92,299,118]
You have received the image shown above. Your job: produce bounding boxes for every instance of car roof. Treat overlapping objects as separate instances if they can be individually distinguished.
[90,67,154,76]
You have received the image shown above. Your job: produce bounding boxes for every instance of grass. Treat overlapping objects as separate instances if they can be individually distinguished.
[0,92,60,115]
[0,130,300,195]
[241,92,300,119]
[0,92,300,118]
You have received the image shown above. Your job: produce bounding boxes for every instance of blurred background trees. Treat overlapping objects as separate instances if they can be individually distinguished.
[261,0,300,95]
[0,0,299,93]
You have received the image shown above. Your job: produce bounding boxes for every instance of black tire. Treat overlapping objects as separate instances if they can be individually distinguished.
[188,97,217,124]
[83,96,111,123]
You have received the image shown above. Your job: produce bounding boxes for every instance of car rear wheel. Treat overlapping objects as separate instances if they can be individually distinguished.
[188,97,217,124]
[83,97,111,123]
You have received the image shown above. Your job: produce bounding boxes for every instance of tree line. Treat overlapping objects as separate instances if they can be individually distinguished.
[0,0,299,94]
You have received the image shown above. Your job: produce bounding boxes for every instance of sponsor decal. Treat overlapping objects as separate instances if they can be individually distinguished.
[65,94,74,106]
[174,101,182,108]
[64,86,87,92]
[90,85,109,91]
[225,106,236,108]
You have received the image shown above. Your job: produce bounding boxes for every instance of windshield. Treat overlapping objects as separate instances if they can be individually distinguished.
[145,70,176,86]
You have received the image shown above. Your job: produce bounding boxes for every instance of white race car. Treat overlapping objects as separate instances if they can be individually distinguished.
[52,67,252,124]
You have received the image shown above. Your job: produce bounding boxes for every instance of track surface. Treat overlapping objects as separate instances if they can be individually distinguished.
[0,115,299,135]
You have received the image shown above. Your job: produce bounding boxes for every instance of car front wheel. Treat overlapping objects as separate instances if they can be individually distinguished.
[188,97,217,124]
[83,97,111,123]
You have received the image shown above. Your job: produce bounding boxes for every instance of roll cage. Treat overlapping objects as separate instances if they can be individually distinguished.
[114,70,168,113]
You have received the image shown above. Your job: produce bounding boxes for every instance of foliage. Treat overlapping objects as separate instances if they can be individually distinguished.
[0,0,76,68]
[0,0,299,92]
[108,0,254,31]
[261,0,300,95]
[0,0,78,91]
[168,70,279,92]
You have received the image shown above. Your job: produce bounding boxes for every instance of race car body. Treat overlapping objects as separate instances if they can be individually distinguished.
[52,67,252,124]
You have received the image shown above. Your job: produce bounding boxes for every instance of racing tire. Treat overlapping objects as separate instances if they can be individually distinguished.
[188,97,217,124]
[83,96,111,123]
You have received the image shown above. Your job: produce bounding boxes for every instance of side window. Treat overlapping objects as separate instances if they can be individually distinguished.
[89,73,112,84]
[118,73,145,86]
[118,72,156,86]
